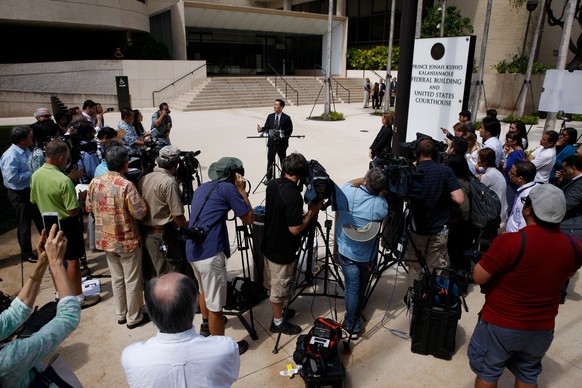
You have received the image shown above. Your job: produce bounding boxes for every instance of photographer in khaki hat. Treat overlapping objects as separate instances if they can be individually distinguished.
[185,157,253,355]
[138,145,189,278]
[469,184,582,387]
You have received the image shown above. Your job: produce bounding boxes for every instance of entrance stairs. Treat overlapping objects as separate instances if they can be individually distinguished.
[171,76,365,111]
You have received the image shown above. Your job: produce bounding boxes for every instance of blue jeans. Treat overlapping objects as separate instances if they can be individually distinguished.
[339,254,372,333]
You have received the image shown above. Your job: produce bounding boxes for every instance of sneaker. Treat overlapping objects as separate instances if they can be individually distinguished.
[342,328,359,340]
[199,323,210,337]
[237,340,249,355]
[127,313,151,330]
[270,319,301,335]
[80,294,101,309]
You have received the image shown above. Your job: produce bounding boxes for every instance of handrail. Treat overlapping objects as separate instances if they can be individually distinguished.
[152,62,213,107]
[368,69,386,82]
[314,64,351,104]
[266,63,299,106]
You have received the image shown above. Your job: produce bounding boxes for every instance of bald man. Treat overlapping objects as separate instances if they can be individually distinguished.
[121,272,240,387]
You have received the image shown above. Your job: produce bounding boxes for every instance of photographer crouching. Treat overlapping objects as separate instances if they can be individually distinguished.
[185,157,253,355]
[138,146,189,278]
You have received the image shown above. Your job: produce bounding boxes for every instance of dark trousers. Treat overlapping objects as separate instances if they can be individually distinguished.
[267,144,287,180]
[6,188,43,257]
[372,95,379,109]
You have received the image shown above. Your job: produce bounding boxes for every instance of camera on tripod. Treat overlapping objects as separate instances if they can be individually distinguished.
[176,150,202,206]
[303,159,335,205]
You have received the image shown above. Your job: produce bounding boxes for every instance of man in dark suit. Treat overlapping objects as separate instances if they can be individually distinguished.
[256,99,293,180]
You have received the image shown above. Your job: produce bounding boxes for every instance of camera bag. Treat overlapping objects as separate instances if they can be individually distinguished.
[223,277,268,311]
[410,269,462,360]
[292,317,345,388]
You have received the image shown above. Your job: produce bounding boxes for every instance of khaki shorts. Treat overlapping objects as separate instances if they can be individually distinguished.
[190,252,227,312]
[263,257,297,304]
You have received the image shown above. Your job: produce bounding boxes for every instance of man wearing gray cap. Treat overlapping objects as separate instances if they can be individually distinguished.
[139,146,188,277]
[186,157,253,355]
[468,184,582,388]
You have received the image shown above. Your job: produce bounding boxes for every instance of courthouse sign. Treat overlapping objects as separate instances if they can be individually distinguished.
[406,36,476,142]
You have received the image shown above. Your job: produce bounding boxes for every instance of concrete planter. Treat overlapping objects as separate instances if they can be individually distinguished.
[478,73,545,116]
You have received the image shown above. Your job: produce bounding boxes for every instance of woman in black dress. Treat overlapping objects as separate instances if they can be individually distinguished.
[369,111,394,159]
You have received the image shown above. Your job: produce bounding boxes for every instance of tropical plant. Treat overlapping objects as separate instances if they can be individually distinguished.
[421,5,474,38]
[491,54,553,74]
[346,46,399,70]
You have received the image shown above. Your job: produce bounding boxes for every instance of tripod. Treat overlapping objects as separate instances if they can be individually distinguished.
[248,133,305,194]
[223,216,259,341]
[272,212,344,354]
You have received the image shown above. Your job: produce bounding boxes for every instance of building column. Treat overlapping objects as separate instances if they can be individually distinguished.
[336,0,346,16]
[283,0,291,11]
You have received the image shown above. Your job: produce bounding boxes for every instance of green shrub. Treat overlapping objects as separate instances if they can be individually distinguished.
[491,54,553,74]
[502,114,539,125]
[319,111,344,121]
[572,114,582,121]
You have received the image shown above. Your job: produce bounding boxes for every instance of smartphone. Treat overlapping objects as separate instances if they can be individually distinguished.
[42,212,61,233]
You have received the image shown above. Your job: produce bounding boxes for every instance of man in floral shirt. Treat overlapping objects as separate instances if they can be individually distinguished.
[86,145,149,329]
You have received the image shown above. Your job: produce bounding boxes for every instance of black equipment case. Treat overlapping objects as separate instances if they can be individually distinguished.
[293,318,345,388]
[410,269,462,360]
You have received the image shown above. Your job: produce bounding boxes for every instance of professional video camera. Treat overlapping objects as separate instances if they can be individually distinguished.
[303,159,334,204]
[126,138,163,184]
[62,121,98,170]
[176,150,202,205]
[370,152,422,200]
[400,132,449,164]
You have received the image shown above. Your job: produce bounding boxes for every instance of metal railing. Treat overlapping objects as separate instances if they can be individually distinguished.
[152,62,213,107]
[314,64,351,104]
[368,69,386,82]
[266,63,299,106]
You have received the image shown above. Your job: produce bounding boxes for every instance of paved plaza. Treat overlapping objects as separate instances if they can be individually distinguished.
[1,103,581,387]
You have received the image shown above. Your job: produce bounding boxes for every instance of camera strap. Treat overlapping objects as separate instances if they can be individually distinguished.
[191,182,221,229]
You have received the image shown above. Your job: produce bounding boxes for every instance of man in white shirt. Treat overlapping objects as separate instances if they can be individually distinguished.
[505,160,537,232]
[480,117,504,169]
[528,130,558,183]
[121,272,240,388]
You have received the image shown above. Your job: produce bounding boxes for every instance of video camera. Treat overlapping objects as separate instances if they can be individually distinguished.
[176,150,202,206]
[303,159,334,205]
[400,132,449,164]
[62,121,98,170]
[370,152,421,200]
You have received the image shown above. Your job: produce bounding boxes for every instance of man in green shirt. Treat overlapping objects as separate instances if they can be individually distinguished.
[30,139,100,308]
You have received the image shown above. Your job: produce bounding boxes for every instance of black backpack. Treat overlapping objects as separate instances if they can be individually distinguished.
[468,177,502,230]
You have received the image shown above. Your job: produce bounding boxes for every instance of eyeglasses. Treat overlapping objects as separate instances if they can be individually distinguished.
[40,114,52,118]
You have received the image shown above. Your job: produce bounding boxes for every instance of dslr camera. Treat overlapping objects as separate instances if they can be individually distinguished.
[178,226,207,244]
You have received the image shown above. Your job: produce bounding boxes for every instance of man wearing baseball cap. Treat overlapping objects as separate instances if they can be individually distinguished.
[138,145,189,277]
[186,157,253,355]
[468,184,582,387]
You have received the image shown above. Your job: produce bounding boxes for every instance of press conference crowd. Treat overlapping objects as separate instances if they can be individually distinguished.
[0,100,581,388]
